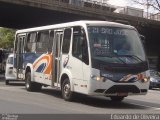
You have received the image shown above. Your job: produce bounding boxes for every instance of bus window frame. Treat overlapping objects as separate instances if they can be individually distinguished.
[62,28,72,54]
[26,32,37,53]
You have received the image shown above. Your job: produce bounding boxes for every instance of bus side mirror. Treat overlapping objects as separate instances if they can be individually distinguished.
[140,34,145,44]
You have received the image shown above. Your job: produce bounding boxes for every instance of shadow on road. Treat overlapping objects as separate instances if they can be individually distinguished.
[41,88,62,99]
[6,82,25,86]
[40,88,147,110]
[0,73,5,82]
[150,88,160,91]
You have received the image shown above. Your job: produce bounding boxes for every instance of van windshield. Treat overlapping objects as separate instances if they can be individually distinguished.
[7,56,13,64]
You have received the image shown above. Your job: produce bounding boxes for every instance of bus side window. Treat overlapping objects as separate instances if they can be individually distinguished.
[26,32,37,52]
[36,31,49,53]
[72,26,89,65]
[48,30,54,53]
[62,28,71,54]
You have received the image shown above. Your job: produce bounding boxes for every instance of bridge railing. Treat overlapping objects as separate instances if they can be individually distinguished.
[20,0,160,21]
[21,0,116,12]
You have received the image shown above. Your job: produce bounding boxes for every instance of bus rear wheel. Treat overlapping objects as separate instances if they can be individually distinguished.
[110,96,125,102]
[62,78,73,101]
[25,72,42,92]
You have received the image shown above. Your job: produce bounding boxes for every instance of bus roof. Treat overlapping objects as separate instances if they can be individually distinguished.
[16,20,135,34]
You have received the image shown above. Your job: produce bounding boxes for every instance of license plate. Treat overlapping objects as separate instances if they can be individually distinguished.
[117,93,128,96]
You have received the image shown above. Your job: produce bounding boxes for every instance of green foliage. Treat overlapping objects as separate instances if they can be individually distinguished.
[0,28,16,49]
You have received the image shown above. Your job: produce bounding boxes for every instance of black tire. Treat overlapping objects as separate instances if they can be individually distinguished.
[5,80,9,85]
[62,78,73,101]
[110,96,125,102]
[34,83,42,91]
[25,72,42,92]
[149,86,153,89]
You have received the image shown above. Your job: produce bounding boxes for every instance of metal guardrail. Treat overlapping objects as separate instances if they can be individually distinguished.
[20,0,116,12]
[4,0,160,21]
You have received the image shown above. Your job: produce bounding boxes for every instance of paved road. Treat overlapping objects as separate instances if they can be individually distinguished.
[0,75,160,116]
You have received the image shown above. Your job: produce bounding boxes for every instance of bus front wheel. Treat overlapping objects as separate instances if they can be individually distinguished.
[62,78,73,101]
[25,72,42,92]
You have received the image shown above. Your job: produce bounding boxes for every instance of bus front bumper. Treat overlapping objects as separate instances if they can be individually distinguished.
[88,79,149,96]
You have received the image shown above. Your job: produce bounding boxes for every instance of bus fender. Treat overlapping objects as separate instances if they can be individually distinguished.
[25,63,34,82]
[60,69,74,92]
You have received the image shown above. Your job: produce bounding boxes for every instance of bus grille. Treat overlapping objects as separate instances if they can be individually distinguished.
[94,89,105,93]
[105,85,140,94]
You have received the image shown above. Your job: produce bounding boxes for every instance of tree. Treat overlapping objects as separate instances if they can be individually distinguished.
[132,0,160,12]
[0,28,16,49]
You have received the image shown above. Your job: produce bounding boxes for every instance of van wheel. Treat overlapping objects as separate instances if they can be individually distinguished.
[110,96,125,102]
[25,72,42,92]
[5,80,9,85]
[62,78,73,101]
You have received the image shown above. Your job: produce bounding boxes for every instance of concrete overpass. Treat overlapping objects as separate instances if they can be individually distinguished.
[0,0,160,61]
[0,0,160,28]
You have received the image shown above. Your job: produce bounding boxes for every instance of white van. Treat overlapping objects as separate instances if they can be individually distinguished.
[5,54,16,85]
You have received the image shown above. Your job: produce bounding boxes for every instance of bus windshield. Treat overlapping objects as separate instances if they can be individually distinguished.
[88,26,146,64]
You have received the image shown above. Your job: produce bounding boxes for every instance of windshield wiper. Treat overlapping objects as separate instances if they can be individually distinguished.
[95,54,126,64]
[95,54,115,58]
[114,56,127,64]
[118,55,144,62]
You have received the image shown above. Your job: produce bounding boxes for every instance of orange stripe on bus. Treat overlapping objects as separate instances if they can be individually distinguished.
[33,55,50,68]
[44,54,52,74]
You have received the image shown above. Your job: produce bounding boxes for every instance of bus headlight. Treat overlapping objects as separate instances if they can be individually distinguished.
[141,77,150,83]
[137,72,150,83]
[91,75,104,81]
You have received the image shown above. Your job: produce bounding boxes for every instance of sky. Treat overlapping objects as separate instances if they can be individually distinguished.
[108,0,146,10]
[95,0,145,9]
[88,0,157,13]
[108,0,128,7]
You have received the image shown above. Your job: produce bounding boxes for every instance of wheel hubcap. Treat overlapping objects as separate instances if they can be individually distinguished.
[26,82,29,88]
[64,83,70,97]
[26,77,30,88]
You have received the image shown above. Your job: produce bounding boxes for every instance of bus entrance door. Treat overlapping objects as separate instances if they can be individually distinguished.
[52,31,63,87]
[16,35,25,79]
